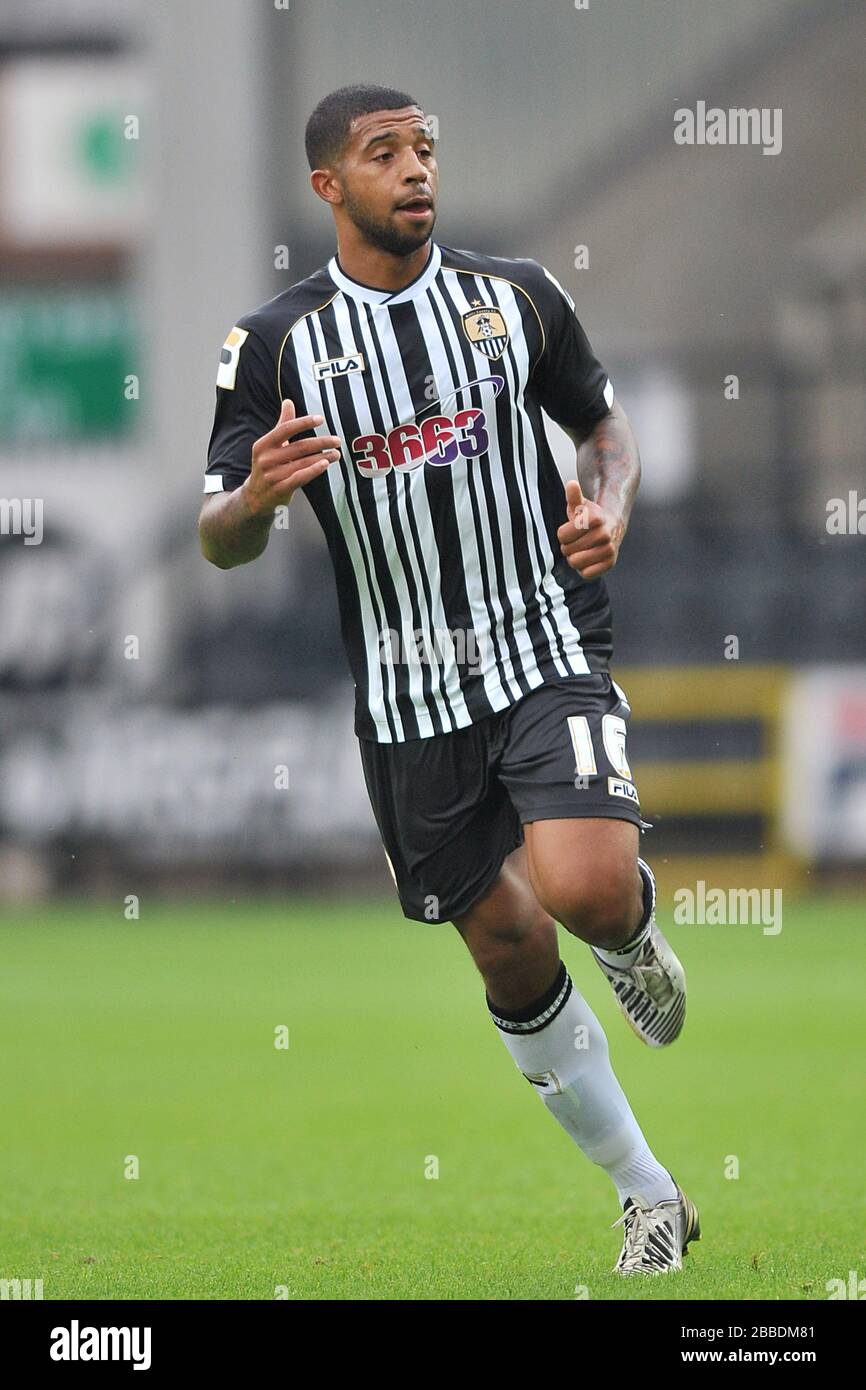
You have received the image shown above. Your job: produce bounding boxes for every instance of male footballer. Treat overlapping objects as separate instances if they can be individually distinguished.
[199,84,699,1277]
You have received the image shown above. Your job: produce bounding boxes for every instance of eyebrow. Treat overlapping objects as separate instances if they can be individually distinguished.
[362,125,435,152]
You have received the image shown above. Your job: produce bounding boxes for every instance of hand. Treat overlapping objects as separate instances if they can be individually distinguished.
[557,478,621,580]
[242,400,342,519]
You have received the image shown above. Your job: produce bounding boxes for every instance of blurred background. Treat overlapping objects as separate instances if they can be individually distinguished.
[1,0,864,902]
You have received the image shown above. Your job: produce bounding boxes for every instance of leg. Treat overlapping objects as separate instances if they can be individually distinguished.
[452,844,560,1010]
[523,816,644,950]
[497,677,685,1047]
[358,694,688,1257]
[495,677,651,954]
[453,845,677,1210]
[523,816,686,1049]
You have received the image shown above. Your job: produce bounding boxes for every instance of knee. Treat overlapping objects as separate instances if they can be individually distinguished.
[536,870,639,949]
[456,902,556,977]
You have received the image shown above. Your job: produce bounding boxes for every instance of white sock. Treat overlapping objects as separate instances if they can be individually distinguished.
[487,961,677,1207]
[592,858,655,970]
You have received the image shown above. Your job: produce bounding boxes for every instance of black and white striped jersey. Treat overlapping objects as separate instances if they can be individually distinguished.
[205,240,616,743]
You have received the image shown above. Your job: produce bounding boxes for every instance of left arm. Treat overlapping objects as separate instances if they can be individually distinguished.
[557,398,641,580]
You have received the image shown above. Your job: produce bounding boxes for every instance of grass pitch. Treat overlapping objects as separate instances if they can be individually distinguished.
[1,894,863,1300]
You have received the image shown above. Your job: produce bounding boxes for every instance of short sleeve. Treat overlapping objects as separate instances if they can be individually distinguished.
[204,323,280,493]
[531,265,614,434]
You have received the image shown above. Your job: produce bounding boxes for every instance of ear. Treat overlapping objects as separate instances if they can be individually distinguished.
[310,168,343,206]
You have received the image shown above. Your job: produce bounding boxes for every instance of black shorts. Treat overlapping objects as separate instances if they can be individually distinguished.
[359,672,642,923]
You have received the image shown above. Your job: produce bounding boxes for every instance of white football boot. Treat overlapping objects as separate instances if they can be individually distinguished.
[590,858,686,1047]
[612,1184,701,1276]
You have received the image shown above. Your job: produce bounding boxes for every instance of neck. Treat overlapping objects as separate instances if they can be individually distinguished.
[334,228,432,293]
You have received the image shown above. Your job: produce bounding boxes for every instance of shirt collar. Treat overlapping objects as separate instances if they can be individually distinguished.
[327,241,441,306]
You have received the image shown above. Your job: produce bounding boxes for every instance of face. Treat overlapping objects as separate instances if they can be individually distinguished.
[334,106,438,256]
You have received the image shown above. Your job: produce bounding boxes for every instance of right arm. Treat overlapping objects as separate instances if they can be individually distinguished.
[199,399,342,569]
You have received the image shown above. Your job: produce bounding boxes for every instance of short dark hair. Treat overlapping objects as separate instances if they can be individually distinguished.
[305,84,420,170]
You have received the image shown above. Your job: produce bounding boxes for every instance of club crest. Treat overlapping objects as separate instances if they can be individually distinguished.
[462,303,509,360]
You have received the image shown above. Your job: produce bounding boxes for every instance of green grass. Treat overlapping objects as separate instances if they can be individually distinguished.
[0,894,863,1300]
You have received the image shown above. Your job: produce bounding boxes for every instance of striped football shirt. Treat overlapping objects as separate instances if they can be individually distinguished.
[205,240,616,742]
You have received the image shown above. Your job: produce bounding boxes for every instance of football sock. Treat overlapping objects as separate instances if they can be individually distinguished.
[487,959,677,1206]
[591,857,656,969]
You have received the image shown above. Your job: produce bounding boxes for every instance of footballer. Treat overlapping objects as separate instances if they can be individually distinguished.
[199,84,699,1277]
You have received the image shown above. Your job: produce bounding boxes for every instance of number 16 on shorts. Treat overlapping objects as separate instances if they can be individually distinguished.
[567,712,638,805]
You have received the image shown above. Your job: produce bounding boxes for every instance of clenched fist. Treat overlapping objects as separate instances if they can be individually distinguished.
[557,478,622,580]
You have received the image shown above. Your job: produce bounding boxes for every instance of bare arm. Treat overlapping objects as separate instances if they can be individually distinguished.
[557,398,642,579]
[572,397,641,548]
[198,486,274,570]
[199,399,342,570]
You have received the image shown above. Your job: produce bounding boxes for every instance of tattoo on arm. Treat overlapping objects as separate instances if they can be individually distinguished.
[198,485,273,569]
[573,401,641,543]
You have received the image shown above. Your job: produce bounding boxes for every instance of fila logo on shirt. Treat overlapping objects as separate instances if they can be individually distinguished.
[313,352,366,381]
[350,374,505,477]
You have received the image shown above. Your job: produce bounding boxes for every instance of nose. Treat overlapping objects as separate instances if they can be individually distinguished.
[402,149,430,182]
